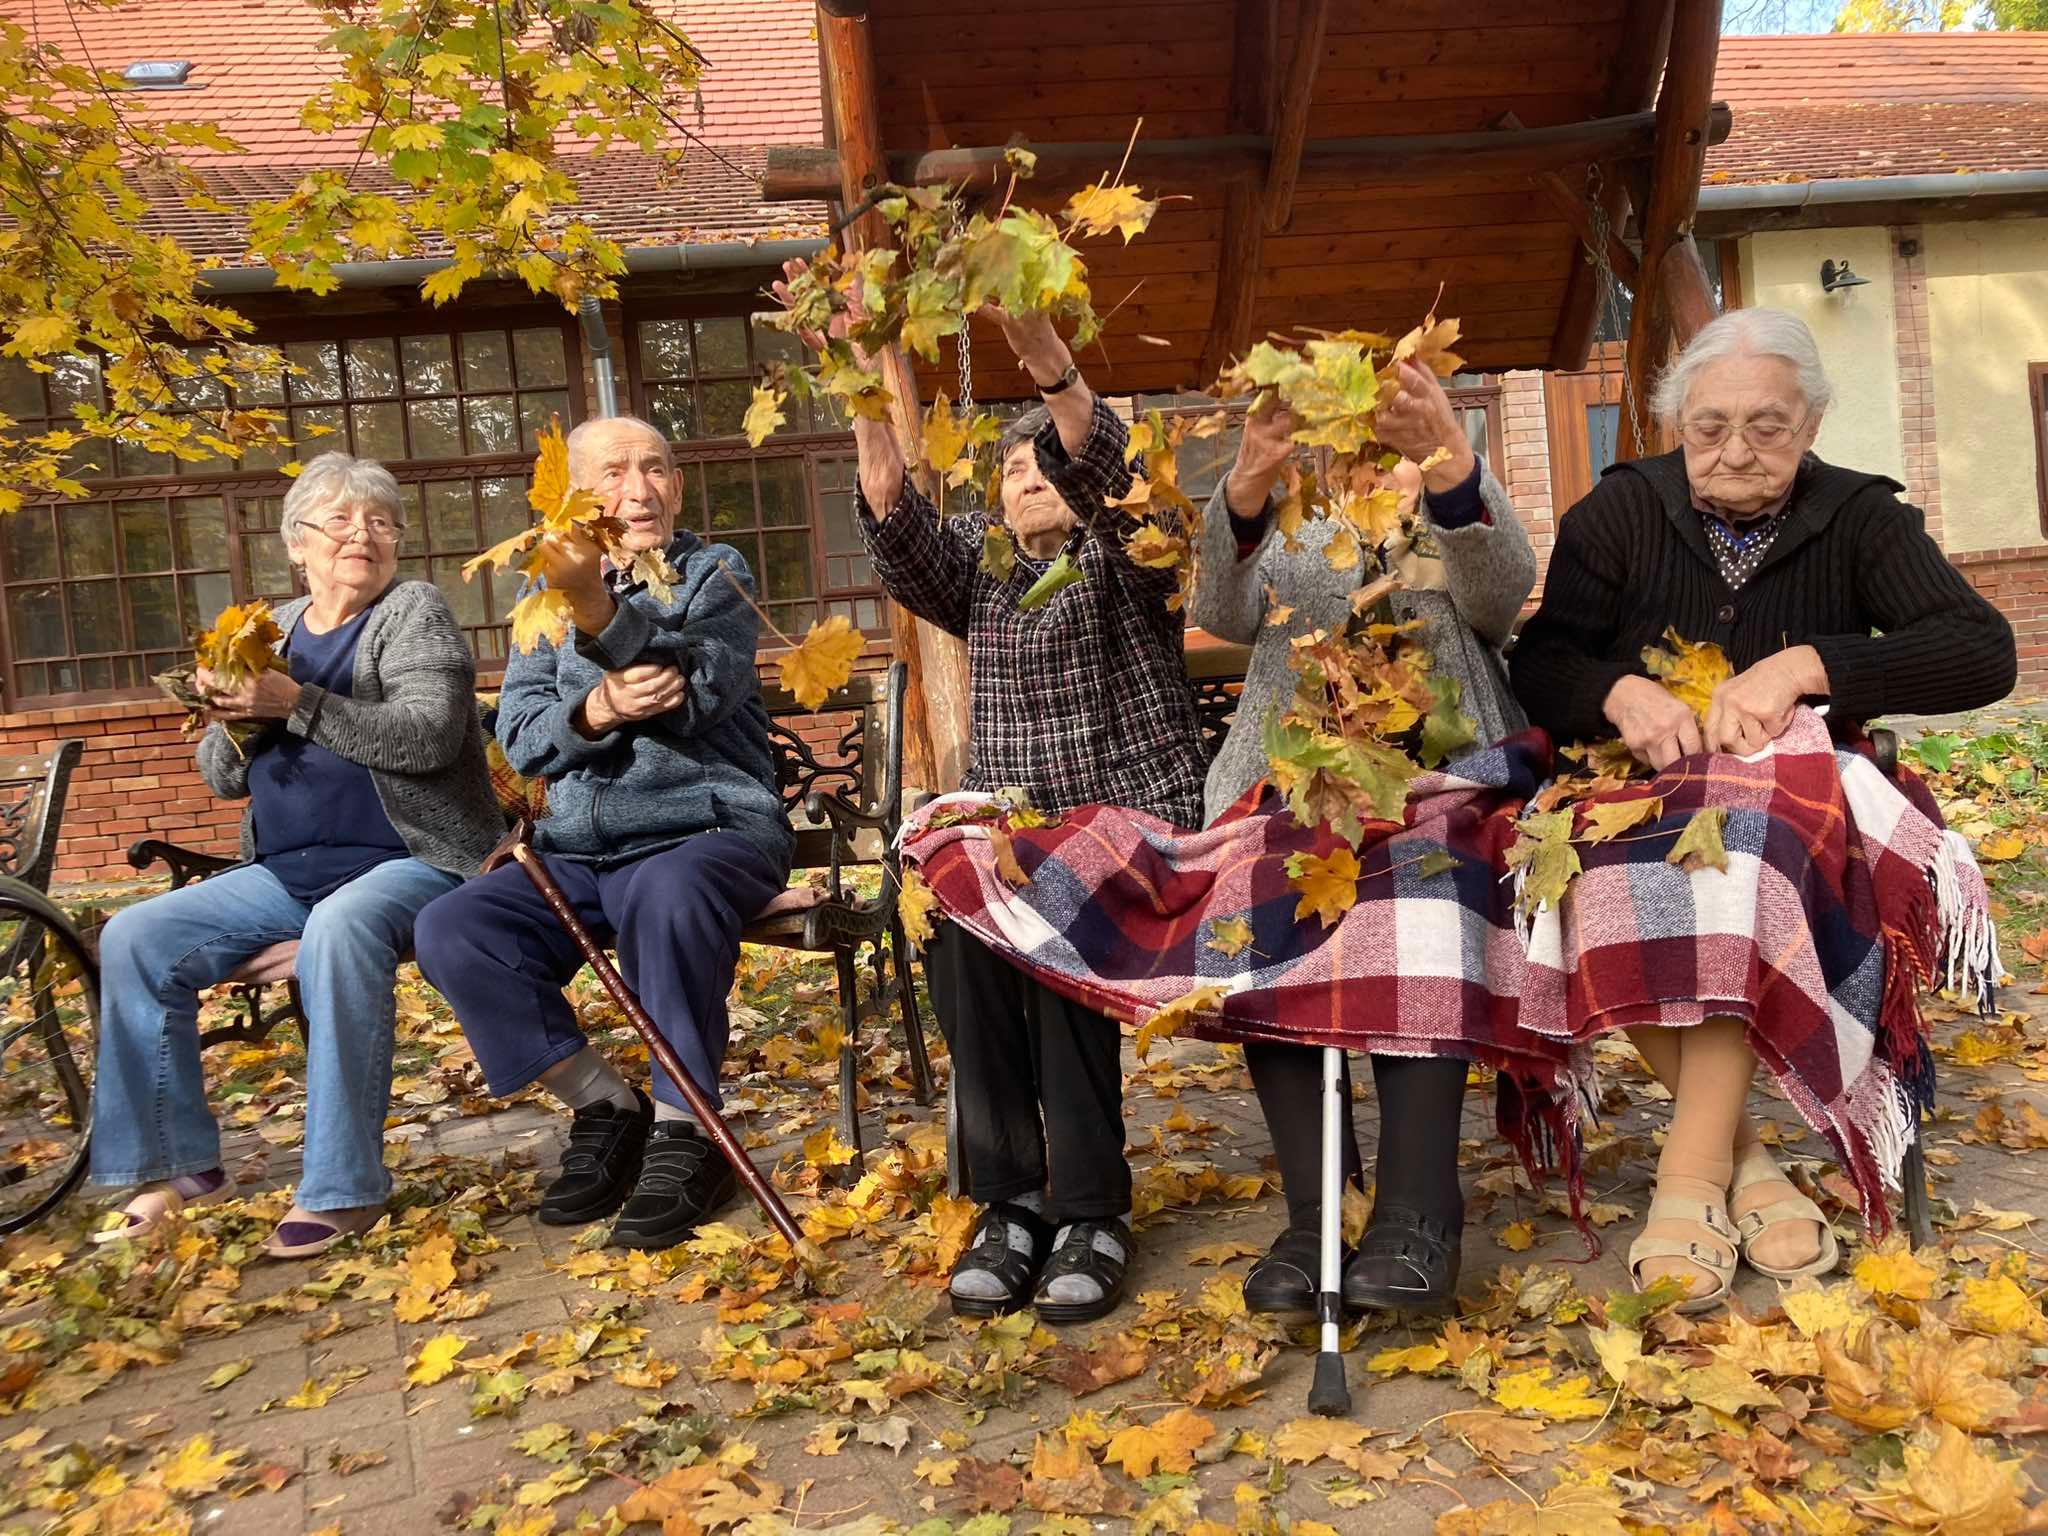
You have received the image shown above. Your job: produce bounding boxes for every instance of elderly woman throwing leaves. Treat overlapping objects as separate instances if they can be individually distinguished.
[778,259,1208,1324]
[1192,360,1535,1317]
[1509,307,2015,1307]
[89,452,502,1257]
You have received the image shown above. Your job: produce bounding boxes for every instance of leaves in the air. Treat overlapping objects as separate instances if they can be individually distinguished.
[741,385,787,447]
[921,391,1001,487]
[1666,806,1731,875]
[981,524,1018,582]
[1063,181,1160,244]
[779,612,864,710]
[1018,551,1084,611]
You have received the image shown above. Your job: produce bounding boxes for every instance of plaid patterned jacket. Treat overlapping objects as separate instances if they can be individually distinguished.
[857,397,1207,827]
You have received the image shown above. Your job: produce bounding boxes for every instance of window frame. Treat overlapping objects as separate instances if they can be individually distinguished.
[0,306,584,710]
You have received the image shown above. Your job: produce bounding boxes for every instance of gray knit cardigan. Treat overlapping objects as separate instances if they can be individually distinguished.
[197,581,504,878]
[1191,464,1537,823]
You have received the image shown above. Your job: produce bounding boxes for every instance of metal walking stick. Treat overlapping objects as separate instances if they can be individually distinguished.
[504,838,826,1270]
[1307,1044,1353,1416]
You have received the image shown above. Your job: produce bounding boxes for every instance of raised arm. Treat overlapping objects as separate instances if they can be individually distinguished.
[857,479,978,638]
[1424,463,1537,648]
[1189,398,1296,643]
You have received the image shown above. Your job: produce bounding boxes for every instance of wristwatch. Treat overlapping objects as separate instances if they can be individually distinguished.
[1036,362,1081,396]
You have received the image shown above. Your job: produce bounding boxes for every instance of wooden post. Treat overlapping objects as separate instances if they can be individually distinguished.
[818,7,972,791]
[1200,0,1276,384]
[1260,0,1330,234]
[1619,0,1723,460]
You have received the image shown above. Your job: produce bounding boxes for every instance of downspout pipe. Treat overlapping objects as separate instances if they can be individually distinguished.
[1698,168,2048,217]
[579,296,618,418]
[196,236,829,294]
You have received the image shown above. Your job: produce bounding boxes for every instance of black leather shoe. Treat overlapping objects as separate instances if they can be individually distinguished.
[608,1120,737,1249]
[1342,1204,1462,1313]
[949,1202,1055,1318]
[1242,1225,1325,1321]
[539,1089,653,1226]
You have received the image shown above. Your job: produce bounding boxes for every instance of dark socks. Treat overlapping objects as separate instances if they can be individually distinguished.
[1367,1054,1469,1220]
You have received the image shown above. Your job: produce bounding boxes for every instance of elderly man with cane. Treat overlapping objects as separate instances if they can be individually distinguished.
[413,414,793,1251]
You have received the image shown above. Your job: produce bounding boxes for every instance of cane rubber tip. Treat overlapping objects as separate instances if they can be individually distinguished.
[1308,1352,1352,1418]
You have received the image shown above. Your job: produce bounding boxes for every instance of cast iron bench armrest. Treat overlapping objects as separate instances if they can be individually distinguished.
[127,838,241,889]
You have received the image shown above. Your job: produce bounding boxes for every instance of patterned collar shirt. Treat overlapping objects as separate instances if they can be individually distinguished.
[856,397,1207,828]
[1691,480,1797,592]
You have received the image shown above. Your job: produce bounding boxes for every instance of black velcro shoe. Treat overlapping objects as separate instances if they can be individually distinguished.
[607,1120,737,1250]
[1032,1218,1132,1327]
[1242,1224,1325,1322]
[539,1088,653,1227]
[949,1202,1055,1319]
[1341,1203,1462,1314]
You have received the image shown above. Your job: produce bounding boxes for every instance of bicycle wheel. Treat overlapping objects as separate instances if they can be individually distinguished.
[0,876,97,1233]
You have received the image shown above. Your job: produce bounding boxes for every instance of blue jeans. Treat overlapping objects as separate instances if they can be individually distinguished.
[89,857,461,1211]
[413,831,785,1117]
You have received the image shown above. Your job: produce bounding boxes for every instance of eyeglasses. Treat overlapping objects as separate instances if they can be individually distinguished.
[1678,412,1811,453]
[314,513,403,544]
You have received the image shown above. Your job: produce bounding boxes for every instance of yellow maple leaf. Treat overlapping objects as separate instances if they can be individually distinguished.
[1367,1342,1448,1377]
[1855,1422,2030,1534]
[1780,1279,1865,1338]
[1666,807,1730,875]
[1388,309,1465,380]
[1270,1417,1373,1465]
[1103,1407,1214,1477]
[406,1332,470,1387]
[1134,983,1228,1061]
[527,416,600,526]
[1498,1219,1536,1252]
[510,584,576,654]
[1125,522,1187,570]
[1063,181,1160,244]
[1321,522,1363,574]
[156,1435,242,1496]
[920,393,999,486]
[1954,1274,2048,1341]
[898,867,938,946]
[1640,628,1732,725]
[1287,845,1361,928]
[1206,916,1254,957]
[1976,831,2025,862]
[742,386,787,448]
[1436,1483,1626,1536]
[1490,1365,1608,1421]
[1577,795,1663,844]
[779,613,864,710]
[1853,1245,1939,1301]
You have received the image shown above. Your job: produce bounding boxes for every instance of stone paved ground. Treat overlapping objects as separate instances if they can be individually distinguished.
[15,961,2048,1536]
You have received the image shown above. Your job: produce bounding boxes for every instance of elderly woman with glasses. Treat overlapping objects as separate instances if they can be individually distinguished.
[88,451,503,1257]
[1511,307,2014,1307]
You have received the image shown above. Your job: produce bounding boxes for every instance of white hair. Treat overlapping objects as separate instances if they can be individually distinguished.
[1649,307,1836,425]
[566,414,674,482]
[280,451,404,550]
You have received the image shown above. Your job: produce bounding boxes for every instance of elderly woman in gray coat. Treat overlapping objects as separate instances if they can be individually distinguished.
[88,452,503,1259]
[1192,360,1535,1318]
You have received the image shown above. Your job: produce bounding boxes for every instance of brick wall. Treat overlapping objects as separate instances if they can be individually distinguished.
[1500,369,1557,588]
[1890,226,1946,545]
[1952,545,2048,691]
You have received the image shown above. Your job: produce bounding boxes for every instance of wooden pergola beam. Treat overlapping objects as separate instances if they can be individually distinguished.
[817,8,972,790]
[1261,0,1330,235]
[1201,0,1276,385]
[762,106,1733,203]
[1535,169,1641,290]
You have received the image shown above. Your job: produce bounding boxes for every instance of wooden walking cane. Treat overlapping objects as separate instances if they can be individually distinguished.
[502,835,826,1271]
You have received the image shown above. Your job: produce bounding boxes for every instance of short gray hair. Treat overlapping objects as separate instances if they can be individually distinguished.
[566,414,673,482]
[281,451,404,550]
[1650,307,1836,425]
[996,406,1050,470]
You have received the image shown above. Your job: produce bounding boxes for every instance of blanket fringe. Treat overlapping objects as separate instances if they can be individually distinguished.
[1933,828,2002,1013]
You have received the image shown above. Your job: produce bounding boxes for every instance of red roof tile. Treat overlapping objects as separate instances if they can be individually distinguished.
[1714,32,2048,108]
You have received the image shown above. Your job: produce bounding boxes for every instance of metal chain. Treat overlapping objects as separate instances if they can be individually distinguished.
[957,321,974,414]
[1583,165,1646,458]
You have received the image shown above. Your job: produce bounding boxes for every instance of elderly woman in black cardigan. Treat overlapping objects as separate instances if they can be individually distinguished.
[1511,306,2014,1304]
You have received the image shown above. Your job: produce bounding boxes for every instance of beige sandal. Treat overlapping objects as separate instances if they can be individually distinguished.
[92,1174,234,1245]
[1730,1145,1839,1281]
[259,1202,383,1260]
[1628,1192,1740,1313]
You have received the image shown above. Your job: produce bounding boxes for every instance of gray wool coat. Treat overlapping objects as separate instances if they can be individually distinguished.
[197,581,504,878]
[1191,464,1536,823]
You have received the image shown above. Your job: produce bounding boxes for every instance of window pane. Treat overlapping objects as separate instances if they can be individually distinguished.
[489,562,524,622]
[345,337,400,398]
[286,341,343,402]
[1586,403,1621,480]
[638,320,692,380]
[8,586,64,659]
[118,501,173,571]
[78,656,115,693]
[699,381,749,440]
[127,576,180,651]
[48,355,102,414]
[694,317,747,375]
[518,391,570,451]
[351,402,405,463]
[0,359,42,420]
[396,556,427,588]
[464,395,517,455]
[3,507,57,580]
[239,499,294,598]
[702,462,753,533]
[761,531,814,602]
[424,481,475,549]
[114,439,177,478]
[644,384,695,442]
[395,483,427,557]
[480,476,525,544]
[513,328,568,388]
[722,533,762,586]
[768,599,817,634]
[63,436,109,480]
[293,405,345,453]
[1459,405,1490,465]
[236,365,286,407]
[174,355,227,409]
[69,580,121,654]
[460,331,512,391]
[757,458,807,527]
[431,557,486,625]
[172,497,227,567]
[406,397,463,459]
[62,505,116,577]
[402,334,457,395]
[179,571,232,633]
[752,318,804,367]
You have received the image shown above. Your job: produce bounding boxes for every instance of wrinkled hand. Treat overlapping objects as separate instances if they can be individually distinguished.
[537,529,606,599]
[204,665,301,722]
[1704,645,1826,757]
[1375,360,1476,494]
[977,303,1070,386]
[1604,674,1703,771]
[585,662,686,735]
[1224,395,1298,518]
[773,258,872,365]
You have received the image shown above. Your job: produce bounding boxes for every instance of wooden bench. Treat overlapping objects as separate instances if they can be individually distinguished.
[126,662,931,1176]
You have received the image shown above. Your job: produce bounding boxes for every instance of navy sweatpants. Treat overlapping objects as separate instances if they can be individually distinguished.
[414,831,785,1118]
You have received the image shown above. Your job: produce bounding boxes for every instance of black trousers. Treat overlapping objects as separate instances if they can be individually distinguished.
[926,923,1131,1222]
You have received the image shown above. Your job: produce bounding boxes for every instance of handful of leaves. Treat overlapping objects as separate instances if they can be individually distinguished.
[463,420,676,654]
[155,600,292,755]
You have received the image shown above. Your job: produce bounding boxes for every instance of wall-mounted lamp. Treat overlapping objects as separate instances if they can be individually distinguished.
[1820,259,1871,294]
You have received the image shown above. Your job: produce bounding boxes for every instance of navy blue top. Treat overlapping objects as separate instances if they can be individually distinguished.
[251,608,407,904]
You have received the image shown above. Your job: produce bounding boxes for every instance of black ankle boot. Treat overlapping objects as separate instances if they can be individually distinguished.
[1242,1224,1324,1321]
[1342,1203,1462,1313]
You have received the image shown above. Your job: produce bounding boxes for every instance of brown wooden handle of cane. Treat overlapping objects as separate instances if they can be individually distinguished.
[508,844,819,1263]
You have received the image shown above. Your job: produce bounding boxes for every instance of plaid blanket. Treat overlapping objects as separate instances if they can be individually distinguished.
[901,707,1996,1233]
